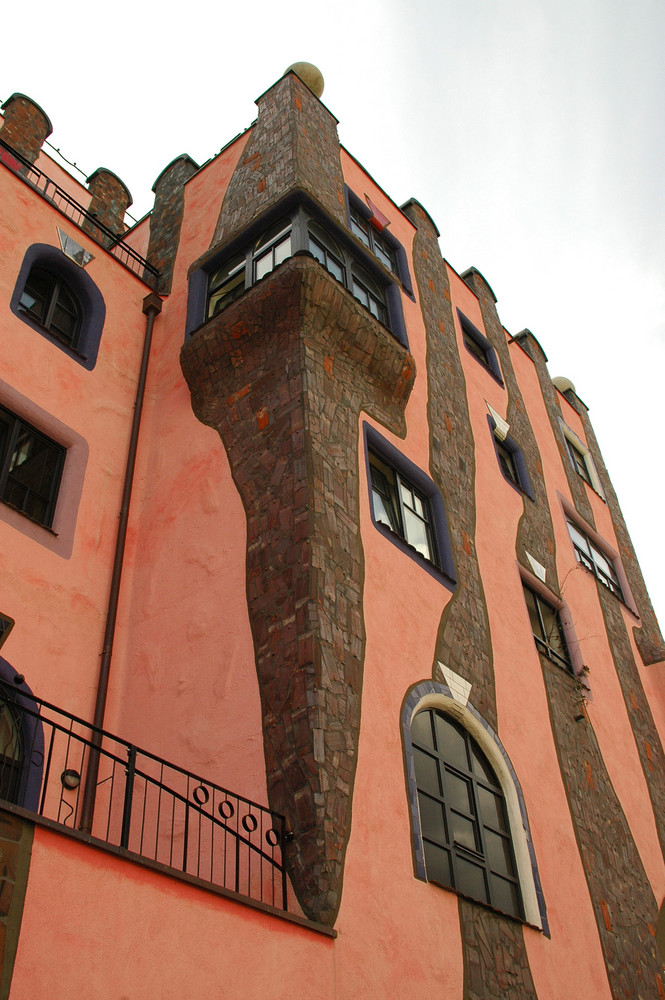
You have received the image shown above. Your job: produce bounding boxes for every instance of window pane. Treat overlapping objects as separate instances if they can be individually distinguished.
[484,829,513,876]
[424,841,452,887]
[523,586,542,640]
[455,856,488,903]
[470,745,498,787]
[567,521,590,555]
[413,747,441,797]
[273,234,292,266]
[443,769,473,815]
[477,786,506,831]
[450,811,478,851]
[255,250,274,281]
[434,715,468,771]
[402,506,431,560]
[490,875,521,918]
[411,711,434,749]
[351,279,369,308]
[418,792,447,843]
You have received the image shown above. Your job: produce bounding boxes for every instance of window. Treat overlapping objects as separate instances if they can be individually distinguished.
[11,244,106,370]
[364,424,456,587]
[559,421,603,496]
[489,419,534,500]
[411,708,523,919]
[568,440,591,485]
[0,407,65,528]
[369,450,437,564]
[19,268,81,348]
[567,520,624,600]
[458,310,503,384]
[496,438,519,485]
[351,266,388,325]
[207,253,246,318]
[523,585,571,670]
[253,220,292,281]
[197,200,407,342]
[308,223,345,284]
[349,204,397,273]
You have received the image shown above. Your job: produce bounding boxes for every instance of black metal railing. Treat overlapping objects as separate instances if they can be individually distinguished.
[0,681,287,910]
[0,138,159,287]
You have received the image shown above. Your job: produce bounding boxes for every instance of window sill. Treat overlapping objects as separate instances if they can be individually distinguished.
[422,876,544,933]
[1,499,58,535]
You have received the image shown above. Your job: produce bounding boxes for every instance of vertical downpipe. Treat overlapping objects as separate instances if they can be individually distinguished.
[79,292,162,833]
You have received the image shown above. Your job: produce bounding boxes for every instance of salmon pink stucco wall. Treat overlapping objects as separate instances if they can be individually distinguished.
[0,164,151,723]
[443,268,613,998]
[100,130,271,807]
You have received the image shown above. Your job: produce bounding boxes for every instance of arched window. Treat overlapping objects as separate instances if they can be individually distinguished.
[412,707,523,919]
[19,267,81,348]
[11,244,106,370]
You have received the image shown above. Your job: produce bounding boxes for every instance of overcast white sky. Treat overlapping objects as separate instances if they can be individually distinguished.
[3,0,664,627]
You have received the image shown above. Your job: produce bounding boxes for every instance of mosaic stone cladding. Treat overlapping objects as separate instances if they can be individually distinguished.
[402,205,539,996]
[181,254,414,924]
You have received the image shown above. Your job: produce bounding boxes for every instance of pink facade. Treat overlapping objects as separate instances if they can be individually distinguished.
[0,73,664,999]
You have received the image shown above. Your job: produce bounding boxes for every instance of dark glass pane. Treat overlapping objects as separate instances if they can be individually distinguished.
[424,840,452,887]
[411,711,434,749]
[484,829,513,876]
[434,714,468,771]
[464,330,488,365]
[455,856,488,903]
[21,269,52,323]
[443,769,473,815]
[418,792,447,843]
[208,255,246,317]
[490,874,521,918]
[497,442,518,483]
[523,586,542,641]
[413,747,441,797]
[477,785,506,831]
[470,745,498,787]
[50,302,78,344]
[450,811,478,851]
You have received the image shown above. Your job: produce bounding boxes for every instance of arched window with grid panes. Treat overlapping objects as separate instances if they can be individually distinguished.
[411,708,524,919]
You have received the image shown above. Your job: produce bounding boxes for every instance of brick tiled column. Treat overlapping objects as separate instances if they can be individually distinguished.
[181,254,414,925]
[85,168,132,238]
[0,93,52,164]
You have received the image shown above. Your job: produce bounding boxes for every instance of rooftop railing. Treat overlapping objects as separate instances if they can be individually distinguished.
[0,680,288,912]
[0,137,159,288]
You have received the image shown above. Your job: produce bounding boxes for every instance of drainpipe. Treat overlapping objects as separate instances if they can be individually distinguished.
[79,291,162,833]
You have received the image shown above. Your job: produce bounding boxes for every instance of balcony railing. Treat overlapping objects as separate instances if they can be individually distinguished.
[0,137,159,288]
[0,680,288,911]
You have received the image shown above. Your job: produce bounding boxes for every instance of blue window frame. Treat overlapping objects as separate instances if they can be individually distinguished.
[458,310,503,385]
[363,424,456,589]
[11,244,106,370]
[488,417,534,500]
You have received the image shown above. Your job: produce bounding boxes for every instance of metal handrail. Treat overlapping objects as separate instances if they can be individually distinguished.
[0,137,159,287]
[0,681,287,910]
